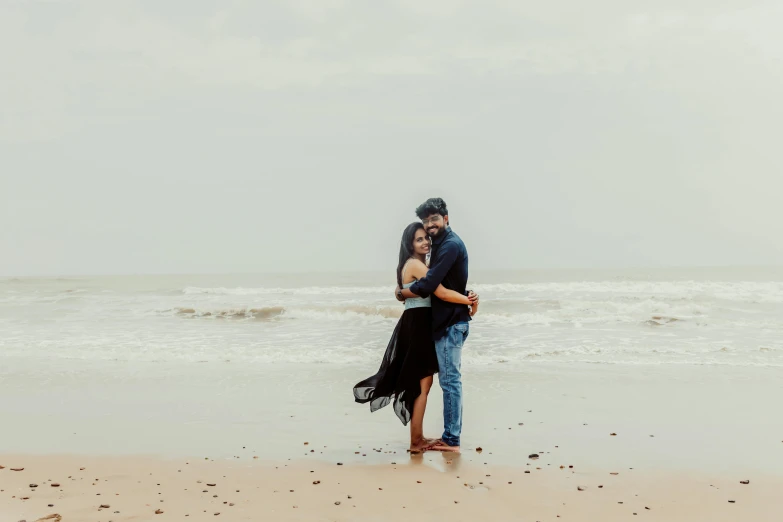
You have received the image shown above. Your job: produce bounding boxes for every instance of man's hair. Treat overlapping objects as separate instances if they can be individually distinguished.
[415,198,448,220]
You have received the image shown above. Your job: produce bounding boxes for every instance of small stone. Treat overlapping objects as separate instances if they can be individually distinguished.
[729,500,736,503]
[337,463,343,466]
[528,454,539,459]
[610,433,617,436]
[155,509,164,514]
[207,483,216,487]
[335,501,341,505]
[476,447,483,453]
[29,484,38,488]
[577,486,585,491]
[313,480,320,485]
[740,480,749,485]
[11,468,24,471]
[100,504,110,509]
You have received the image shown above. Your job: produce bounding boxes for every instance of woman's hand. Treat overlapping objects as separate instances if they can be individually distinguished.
[468,291,479,316]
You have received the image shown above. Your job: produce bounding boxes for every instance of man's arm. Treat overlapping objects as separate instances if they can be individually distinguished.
[403,241,460,298]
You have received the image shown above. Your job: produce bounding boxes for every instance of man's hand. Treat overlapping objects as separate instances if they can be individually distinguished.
[394,285,405,302]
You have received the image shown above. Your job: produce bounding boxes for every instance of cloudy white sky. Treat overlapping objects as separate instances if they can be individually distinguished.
[1,0,782,275]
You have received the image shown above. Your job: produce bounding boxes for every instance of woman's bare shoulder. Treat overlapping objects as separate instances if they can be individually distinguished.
[407,259,428,276]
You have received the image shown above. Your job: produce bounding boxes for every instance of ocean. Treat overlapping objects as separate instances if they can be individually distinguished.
[2,267,782,368]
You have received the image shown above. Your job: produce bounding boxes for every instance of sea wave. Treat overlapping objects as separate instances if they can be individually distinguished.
[163,305,403,322]
[182,286,390,296]
[168,306,286,320]
[180,280,783,303]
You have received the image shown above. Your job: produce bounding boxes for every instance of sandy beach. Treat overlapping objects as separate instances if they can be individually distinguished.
[2,452,780,522]
[2,358,782,521]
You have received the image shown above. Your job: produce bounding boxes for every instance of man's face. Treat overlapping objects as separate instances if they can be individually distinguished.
[422,213,448,238]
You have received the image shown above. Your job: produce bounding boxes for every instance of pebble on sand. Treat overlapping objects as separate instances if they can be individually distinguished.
[740,480,750,485]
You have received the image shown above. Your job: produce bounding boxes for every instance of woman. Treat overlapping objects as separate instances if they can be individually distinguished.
[353,222,478,453]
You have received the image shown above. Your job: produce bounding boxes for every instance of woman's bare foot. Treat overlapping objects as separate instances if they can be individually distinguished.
[409,438,439,454]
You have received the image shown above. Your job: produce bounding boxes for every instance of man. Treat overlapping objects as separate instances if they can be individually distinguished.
[396,197,478,453]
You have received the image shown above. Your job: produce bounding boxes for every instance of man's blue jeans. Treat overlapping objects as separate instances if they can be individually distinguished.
[435,322,469,447]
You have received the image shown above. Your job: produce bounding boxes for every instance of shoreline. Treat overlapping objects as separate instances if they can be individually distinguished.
[2,360,782,519]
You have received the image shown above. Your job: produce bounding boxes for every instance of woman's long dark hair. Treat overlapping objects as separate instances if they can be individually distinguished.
[397,222,425,288]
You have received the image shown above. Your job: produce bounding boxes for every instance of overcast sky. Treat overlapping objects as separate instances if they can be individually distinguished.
[1,1,782,276]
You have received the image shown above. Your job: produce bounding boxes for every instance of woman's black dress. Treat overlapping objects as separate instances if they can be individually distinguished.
[353,306,439,425]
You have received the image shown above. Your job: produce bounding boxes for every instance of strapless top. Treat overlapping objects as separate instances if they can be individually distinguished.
[403,280,431,310]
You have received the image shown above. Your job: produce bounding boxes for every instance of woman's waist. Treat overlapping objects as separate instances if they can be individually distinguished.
[403,298,432,310]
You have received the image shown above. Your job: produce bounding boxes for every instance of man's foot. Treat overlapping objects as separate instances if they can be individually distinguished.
[430,442,461,453]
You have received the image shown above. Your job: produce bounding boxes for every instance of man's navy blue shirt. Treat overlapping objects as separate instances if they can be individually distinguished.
[409,227,470,339]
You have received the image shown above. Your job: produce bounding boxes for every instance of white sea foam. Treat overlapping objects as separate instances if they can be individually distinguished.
[2,273,783,367]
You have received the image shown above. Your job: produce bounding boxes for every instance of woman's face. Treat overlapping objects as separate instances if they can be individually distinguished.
[412,228,431,256]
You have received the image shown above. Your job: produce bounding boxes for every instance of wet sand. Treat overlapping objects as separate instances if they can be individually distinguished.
[1,359,782,520]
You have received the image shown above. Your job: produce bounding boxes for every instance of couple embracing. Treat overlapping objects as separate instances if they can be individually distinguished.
[354,198,479,453]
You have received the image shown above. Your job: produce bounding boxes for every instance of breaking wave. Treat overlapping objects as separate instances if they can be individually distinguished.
[170,306,285,320]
